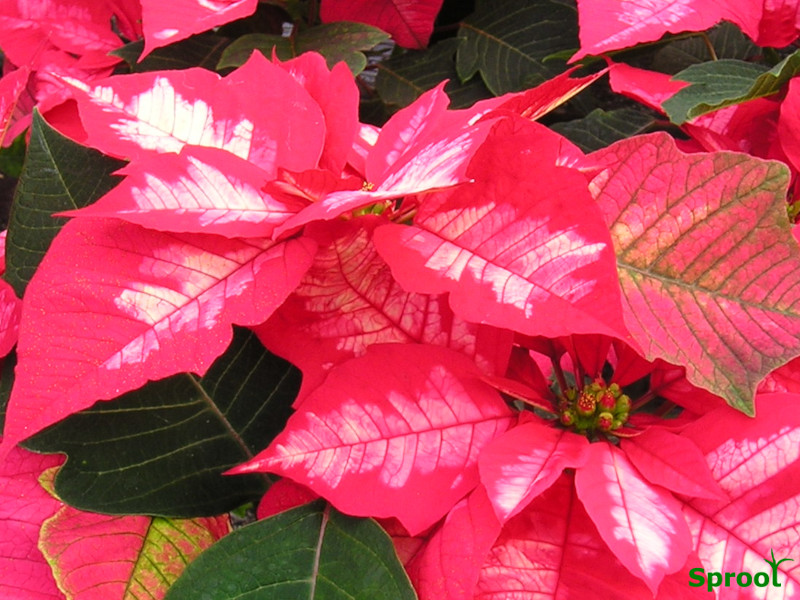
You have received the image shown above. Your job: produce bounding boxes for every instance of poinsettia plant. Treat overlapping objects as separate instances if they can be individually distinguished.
[1,0,800,598]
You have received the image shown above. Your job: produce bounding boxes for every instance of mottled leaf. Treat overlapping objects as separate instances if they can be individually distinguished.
[230,343,513,535]
[588,132,800,414]
[0,447,63,599]
[165,501,416,600]
[40,505,229,599]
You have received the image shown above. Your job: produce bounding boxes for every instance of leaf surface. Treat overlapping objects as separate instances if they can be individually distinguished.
[25,328,298,516]
[680,393,800,595]
[218,24,390,75]
[320,0,444,49]
[620,427,726,500]
[572,0,759,60]
[551,107,656,153]
[456,0,578,94]
[140,0,257,58]
[259,217,511,403]
[68,53,325,173]
[112,33,229,73]
[230,343,514,535]
[409,486,501,600]
[64,145,308,238]
[479,419,589,524]
[165,501,416,600]
[588,132,800,414]
[575,442,692,594]
[373,120,629,340]
[40,505,229,600]
[663,51,800,124]
[475,473,666,599]
[2,218,315,452]
[5,111,125,297]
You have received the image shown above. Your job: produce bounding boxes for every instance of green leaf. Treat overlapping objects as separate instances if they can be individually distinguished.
[456,0,578,95]
[4,111,124,297]
[111,33,230,72]
[0,133,26,178]
[24,327,299,517]
[165,501,417,600]
[217,23,390,75]
[550,108,656,153]
[377,38,492,109]
[663,49,800,124]
[652,23,760,74]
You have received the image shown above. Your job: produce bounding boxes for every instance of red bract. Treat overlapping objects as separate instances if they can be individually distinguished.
[321,0,444,49]
[573,1,799,60]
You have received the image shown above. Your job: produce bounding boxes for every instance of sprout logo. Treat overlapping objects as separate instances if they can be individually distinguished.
[688,550,794,592]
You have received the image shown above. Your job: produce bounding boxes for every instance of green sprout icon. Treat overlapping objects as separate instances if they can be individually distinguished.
[763,549,794,587]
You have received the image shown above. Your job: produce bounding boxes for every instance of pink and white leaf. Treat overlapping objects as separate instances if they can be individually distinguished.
[373,120,630,340]
[575,442,693,594]
[479,419,590,524]
[62,145,309,238]
[229,343,514,535]
[1,218,316,453]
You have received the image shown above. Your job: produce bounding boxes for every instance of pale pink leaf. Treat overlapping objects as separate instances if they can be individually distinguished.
[258,217,511,403]
[373,120,630,340]
[1,218,316,452]
[679,393,800,595]
[229,343,514,535]
[575,442,693,594]
[40,507,229,599]
[141,0,257,58]
[0,447,63,600]
[621,428,726,500]
[588,132,800,414]
[63,145,308,238]
[479,419,589,524]
[321,0,444,48]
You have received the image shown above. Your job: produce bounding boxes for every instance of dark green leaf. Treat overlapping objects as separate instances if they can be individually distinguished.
[165,501,417,600]
[456,0,578,95]
[24,327,299,517]
[0,133,26,178]
[550,107,656,152]
[218,23,390,75]
[663,50,800,124]
[652,23,760,74]
[377,38,492,109]
[111,33,231,72]
[4,111,124,297]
